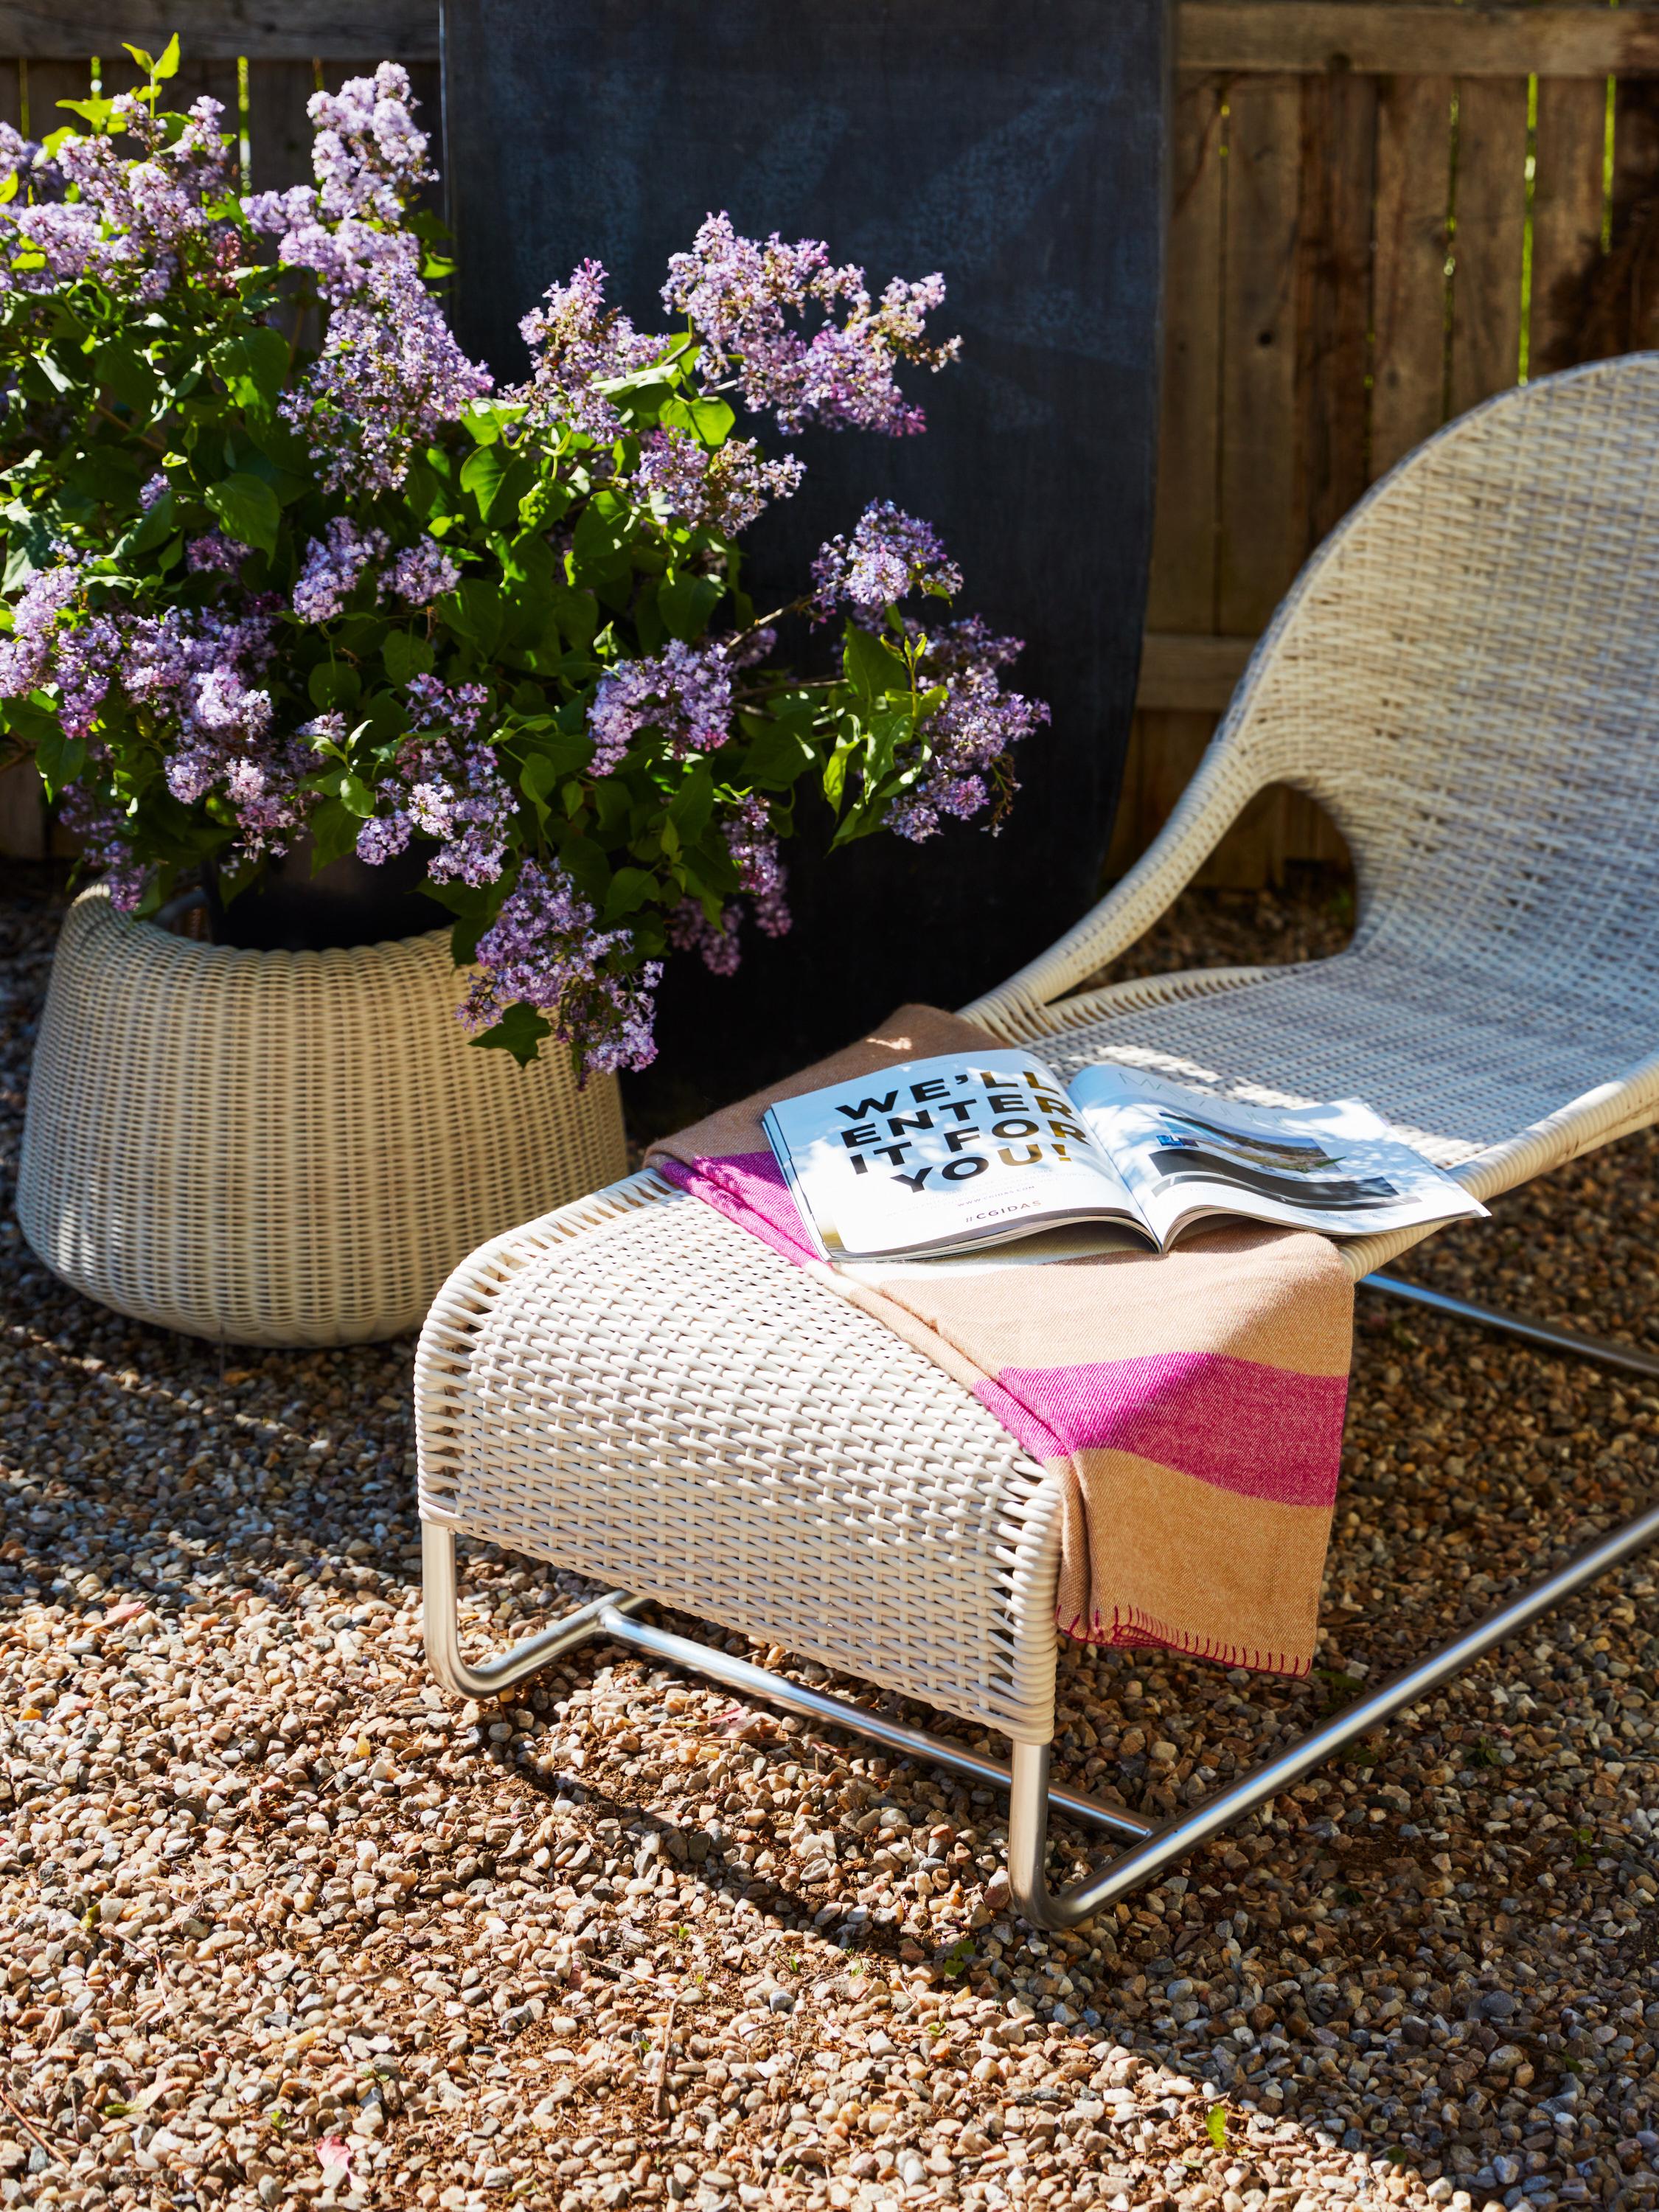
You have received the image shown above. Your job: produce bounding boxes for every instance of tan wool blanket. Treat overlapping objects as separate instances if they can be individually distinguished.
[650,1004,1354,1675]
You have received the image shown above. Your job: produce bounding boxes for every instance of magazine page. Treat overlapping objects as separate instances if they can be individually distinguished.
[1065,1063,1489,1247]
[762,1051,1147,1260]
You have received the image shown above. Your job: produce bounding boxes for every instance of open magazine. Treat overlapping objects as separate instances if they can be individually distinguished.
[762,1051,1486,1262]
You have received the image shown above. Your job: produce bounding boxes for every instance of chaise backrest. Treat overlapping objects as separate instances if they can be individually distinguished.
[1225,353,1659,998]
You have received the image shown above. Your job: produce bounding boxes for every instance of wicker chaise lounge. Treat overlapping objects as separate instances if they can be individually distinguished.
[415,357,1659,1930]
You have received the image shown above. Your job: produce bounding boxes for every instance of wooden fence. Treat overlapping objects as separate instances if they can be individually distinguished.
[4,1,1658,883]
[1121,0,1659,886]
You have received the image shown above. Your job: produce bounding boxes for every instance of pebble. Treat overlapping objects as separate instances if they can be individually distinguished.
[1,872,1656,2212]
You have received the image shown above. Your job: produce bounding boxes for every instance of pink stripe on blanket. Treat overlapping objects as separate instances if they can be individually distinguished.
[975,1352,1346,1506]
[656,1152,817,1267]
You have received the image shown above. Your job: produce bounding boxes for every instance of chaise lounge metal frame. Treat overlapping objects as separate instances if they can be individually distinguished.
[417,358,1659,1930]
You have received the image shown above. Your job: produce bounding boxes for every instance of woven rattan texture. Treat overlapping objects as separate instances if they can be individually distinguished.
[417,1174,1064,1742]
[418,358,1659,1727]
[18,888,628,1346]
[966,358,1659,1279]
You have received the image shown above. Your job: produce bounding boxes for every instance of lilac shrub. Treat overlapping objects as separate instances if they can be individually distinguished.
[0,41,1046,1074]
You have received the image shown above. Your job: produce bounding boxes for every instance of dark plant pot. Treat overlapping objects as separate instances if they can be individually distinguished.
[443,0,1170,1116]
[203,833,443,953]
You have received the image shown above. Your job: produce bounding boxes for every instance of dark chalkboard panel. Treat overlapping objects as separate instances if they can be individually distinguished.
[442,0,1169,1113]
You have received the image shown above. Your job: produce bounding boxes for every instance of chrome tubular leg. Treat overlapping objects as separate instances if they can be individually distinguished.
[593,1601,1152,1842]
[419,1522,1151,1840]
[1007,1741,1057,1922]
[1364,1273,1659,1382]
[420,1522,643,1700]
[1009,1494,1659,1930]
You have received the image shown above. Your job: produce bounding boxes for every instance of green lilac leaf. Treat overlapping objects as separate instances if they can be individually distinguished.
[459,443,507,518]
[307,660,361,712]
[742,719,816,791]
[209,326,289,412]
[470,1001,549,1066]
[843,623,903,702]
[305,797,362,869]
[602,866,655,923]
[204,471,280,558]
[657,571,724,642]
[667,762,715,846]
[519,751,560,819]
[35,721,86,794]
[94,340,159,415]
[383,630,434,686]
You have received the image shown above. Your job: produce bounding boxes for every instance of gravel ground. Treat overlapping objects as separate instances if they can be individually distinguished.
[1,871,1657,2212]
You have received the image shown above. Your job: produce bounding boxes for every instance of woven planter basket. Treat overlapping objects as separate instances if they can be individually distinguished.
[17,887,628,1346]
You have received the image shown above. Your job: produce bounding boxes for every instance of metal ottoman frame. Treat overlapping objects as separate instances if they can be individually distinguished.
[421,1279,1659,1933]
[419,358,1659,1930]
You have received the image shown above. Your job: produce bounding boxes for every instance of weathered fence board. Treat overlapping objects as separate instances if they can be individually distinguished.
[1121,1,1655,888]
[1447,79,1531,420]
[1294,72,1377,550]
[1218,75,1305,636]
[1370,76,1455,479]
[1181,4,1659,78]
[245,58,324,192]
[1531,76,1613,375]
[0,4,437,60]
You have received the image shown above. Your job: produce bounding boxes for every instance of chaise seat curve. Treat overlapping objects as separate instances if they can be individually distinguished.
[415,355,1659,1926]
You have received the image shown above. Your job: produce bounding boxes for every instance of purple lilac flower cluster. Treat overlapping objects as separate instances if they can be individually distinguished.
[185,532,249,575]
[124,602,303,853]
[586,641,733,774]
[462,860,662,1074]
[58,788,148,913]
[887,616,1050,842]
[0,563,84,700]
[292,518,389,622]
[810,501,964,622]
[515,261,665,442]
[665,797,789,977]
[723,623,778,672]
[0,97,237,304]
[307,62,431,223]
[354,676,514,888]
[20,571,128,747]
[292,520,459,622]
[664,900,742,978]
[726,795,790,936]
[0,561,313,893]
[630,429,804,532]
[0,560,312,885]
[661,214,959,437]
[246,66,491,491]
[387,539,460,607]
